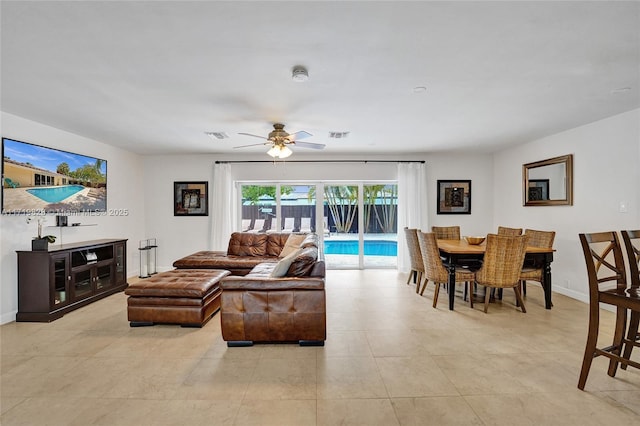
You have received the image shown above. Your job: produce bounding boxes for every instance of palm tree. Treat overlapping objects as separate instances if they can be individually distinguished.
[94,159,104,176]
[363,185,383,232]
[323,185,358,233]
[375,185,397,233]
[56,162,70,176]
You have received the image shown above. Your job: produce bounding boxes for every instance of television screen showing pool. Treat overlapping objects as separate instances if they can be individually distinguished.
[2,138,107,213]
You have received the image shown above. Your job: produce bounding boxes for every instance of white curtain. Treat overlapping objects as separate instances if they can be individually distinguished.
[210,162,233,251]
[397,162,429,272]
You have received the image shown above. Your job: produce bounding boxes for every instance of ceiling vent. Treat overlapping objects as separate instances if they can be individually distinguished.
[328,131,350,139]
[205,132,229,140]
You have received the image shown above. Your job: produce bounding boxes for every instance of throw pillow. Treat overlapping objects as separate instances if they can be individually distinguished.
[279,234,307,258]
[270,248,303,277]
[287,246,319,277]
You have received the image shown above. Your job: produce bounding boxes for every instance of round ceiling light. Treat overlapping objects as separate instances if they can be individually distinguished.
[292,66,309,82]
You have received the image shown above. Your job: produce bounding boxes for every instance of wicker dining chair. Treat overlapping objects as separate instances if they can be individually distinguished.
[404,227,424,292]
[417,231,475,308]
[431,226,461,240]
[474,234,528,313]
[620,230,640,371]
[577,231,640,390]
[520,229,556,300]
[493,226,523,301]
[497,226,523,236]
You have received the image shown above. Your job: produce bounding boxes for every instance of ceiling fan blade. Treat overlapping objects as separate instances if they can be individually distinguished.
[289,130,313,140]
[238,132,268,140]
[293,141,326,150]
[234,142,269,149]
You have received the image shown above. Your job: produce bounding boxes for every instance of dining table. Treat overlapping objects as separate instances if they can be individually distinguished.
[436,239,555,311]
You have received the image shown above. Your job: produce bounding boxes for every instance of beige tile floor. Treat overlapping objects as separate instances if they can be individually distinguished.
[1,270,639,425]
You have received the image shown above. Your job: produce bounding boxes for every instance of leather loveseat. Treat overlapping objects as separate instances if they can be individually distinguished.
[173,232,318,276]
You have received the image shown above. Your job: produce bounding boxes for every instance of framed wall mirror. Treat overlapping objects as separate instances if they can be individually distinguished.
[523,154,573,206]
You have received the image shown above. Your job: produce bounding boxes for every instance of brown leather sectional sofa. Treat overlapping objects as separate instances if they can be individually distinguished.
[173,232,318,276]
[168,232,326,345]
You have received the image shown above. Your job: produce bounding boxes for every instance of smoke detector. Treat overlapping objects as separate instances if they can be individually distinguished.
[292,66,309,82]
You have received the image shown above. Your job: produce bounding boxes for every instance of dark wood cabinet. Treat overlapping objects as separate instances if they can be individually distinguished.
[17,239,127,322]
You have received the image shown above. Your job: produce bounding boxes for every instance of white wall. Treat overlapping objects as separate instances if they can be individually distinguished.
[143,152,495,271]
[0,112,146,324]
[494,109,640,303]
[5,108,636,323]
[426,153,494,237]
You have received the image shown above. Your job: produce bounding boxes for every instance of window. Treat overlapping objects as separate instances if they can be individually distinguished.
[237,181,397,269]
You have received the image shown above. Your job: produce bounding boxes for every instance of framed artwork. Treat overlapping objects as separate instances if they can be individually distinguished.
[174,181,208,216]
[528,179,549,201]
[437,180,471,214]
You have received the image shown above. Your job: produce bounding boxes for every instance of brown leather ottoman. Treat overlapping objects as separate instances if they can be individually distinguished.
[124,269,230,327]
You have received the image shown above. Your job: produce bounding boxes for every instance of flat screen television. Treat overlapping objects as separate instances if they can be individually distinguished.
[2,137,107,214]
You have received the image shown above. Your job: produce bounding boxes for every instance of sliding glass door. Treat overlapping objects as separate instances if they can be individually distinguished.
[239,185,276,232]
[322,183,398,269]
[281,185,315,233]
[363,184,398,268]
[237,181,397,269]
[323,184,360,269]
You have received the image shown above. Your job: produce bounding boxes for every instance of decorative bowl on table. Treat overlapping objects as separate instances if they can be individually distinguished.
[464,236,485,245]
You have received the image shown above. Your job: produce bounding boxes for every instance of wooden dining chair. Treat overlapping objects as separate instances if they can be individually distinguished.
[620,230,640,370]
[520,229,556,301]
[474,234,528,313]
[417,231,475,308]
[404,227,424,291]
[577,231,640,390]
[431,226,461,240]
[497,226,523,236]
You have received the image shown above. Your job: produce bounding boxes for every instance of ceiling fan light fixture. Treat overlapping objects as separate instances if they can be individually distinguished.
[267,145,281,158]
[238,123,324,156]
[266,144,293,159]
[279,145,293,158]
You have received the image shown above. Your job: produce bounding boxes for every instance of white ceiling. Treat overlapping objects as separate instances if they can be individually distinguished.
[1,1,639,156]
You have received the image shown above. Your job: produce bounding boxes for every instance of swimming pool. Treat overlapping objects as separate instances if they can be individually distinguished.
[27,185,85,203]
[324,240,397,256]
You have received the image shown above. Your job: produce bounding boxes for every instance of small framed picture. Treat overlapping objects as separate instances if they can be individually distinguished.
[174,181,208,216]
[528,179,549,201]
[437,180,471,214]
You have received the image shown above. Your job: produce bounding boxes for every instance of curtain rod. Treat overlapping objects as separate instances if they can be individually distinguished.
[214,160,425,164]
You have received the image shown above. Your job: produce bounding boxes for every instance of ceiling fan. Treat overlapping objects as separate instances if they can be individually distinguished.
[235,123,326,158]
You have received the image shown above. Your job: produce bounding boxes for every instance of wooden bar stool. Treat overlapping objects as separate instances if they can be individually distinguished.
[577,231,640,390]
[620,230,640,370]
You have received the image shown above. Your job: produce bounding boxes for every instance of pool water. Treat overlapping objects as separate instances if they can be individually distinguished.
[27,185,85,203]
[324,240,397,256]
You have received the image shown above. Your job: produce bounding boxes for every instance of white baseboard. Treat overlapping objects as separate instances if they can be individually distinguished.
[553,286,589,304]
[553,286,616,312]
[1,310,17,325]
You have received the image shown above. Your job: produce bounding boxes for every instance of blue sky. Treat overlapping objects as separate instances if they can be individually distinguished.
[3,139,106,175]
